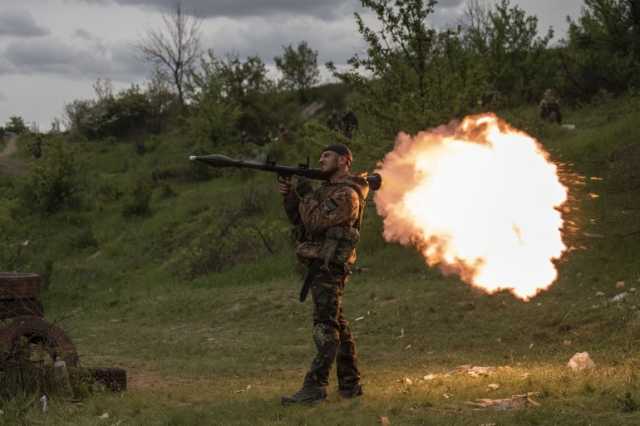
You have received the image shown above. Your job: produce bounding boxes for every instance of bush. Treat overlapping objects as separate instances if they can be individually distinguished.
[95,178,124,202]
[68,227,99,250]
[20,139,82,214]
[563,0,640,100]
[171,191,285,278]
[65,84,175,141]
[122,178,153,217]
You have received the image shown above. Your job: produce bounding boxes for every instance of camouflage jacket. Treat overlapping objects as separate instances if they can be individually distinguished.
[284,174,369,269]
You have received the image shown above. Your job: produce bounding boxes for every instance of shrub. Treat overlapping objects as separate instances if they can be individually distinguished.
[95,178,124,202]
[122,178,153,217]
[69,227,99,250]
[20,139,82,214]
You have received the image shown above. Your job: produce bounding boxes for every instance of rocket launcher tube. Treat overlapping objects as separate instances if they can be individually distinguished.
[189,154,382,190]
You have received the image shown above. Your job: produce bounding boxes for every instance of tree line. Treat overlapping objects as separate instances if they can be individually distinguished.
[2,0,638,143]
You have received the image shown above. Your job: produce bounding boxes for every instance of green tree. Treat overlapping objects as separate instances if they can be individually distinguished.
[461,0,553,104]
[5,116,28,134]
[20,139,81,214]
[190,50,285,145]
[187,52,242,147]
[274,41,319,102]
[328,0,480,134]
[213,52,272,106]
[564,0,640,97]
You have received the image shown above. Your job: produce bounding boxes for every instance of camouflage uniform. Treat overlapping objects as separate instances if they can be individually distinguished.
[326,109,341,132]
[340,111,359,139]
[539,89,562,124]
[283,174,369,392]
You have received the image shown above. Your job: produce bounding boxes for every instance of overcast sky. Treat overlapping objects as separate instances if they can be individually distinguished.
[0,0,584,129]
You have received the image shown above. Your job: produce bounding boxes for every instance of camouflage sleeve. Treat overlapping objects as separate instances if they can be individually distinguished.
[309,186,360,231]
[283,178,314,226]
[283,191,301,225]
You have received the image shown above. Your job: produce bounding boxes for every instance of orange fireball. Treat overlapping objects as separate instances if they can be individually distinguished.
[374,114,568,301]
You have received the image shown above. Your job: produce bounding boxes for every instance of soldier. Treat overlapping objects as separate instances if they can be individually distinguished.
[31,135,42,159]
[341,110,359,139]
[539,89,562,124]
[326,109,341,132]
[278,143,368,405]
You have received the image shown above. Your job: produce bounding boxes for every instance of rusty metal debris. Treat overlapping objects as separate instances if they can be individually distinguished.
[0,272,126,395]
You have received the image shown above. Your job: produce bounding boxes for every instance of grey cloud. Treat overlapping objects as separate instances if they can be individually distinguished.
[74,29,94,41]
[72,28,109,54]
[86,0,358,20]
[199,1,466,67]
[1,37,149,82]
[201,15,367,66]
[0,92,6,102]
[80,0,463,20]
[0,9,50,37]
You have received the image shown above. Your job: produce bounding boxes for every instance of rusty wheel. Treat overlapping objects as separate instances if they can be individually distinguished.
[0,316,79,367]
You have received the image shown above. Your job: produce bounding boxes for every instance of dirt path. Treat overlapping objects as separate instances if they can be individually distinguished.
[0,135,17,158]
[0,135,25,176]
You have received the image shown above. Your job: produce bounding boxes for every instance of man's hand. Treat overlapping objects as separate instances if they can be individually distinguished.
[278,175,292,195]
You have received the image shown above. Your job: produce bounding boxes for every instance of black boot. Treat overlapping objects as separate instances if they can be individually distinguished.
[281,385,327,406]
[339,383,363,399]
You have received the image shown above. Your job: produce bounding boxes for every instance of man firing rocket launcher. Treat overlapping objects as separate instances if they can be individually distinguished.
[190,145,379,404]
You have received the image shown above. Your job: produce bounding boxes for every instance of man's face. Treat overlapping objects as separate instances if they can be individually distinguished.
[319,150,342,174]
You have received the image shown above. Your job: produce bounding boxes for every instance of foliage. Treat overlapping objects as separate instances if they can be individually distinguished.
[166,182,284,278]
[65,83,173,140]
[145,68,179,133]
[20,138,81,214]
[68,226,99,250]
[4,115,28,134]
[461,0,554,104]
[201,51,274,105]
[329,0,483,135]
[329,0,557,135]
[187,51,248,147]
[122,177,153,217]
[563,0,640,99]
[188,50,295,150]
[274,41,320,102]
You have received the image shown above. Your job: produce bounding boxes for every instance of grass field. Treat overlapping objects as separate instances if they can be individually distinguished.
[1,95,640,425]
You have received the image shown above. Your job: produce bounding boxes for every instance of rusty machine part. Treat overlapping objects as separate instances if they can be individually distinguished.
[0,316,79,366]
[0,272,44,318]
[1,273,79,367]
[0,272,127,393]
[89,367,128,392]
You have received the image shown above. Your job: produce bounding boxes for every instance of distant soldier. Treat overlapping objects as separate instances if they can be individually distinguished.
[277,123,290,144]
[539,89,562,124]
[340,110,359,139]
[278,143,368,405]
[240,130,249,145]
[31,135,42,159]
[326,109,341,132]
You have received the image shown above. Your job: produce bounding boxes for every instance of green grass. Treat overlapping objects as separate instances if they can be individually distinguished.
[2,95,640,424]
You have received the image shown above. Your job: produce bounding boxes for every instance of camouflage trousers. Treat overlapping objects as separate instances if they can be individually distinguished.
[303,269,360,390]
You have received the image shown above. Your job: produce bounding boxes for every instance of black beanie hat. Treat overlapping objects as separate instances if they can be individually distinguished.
[322,143,353,162]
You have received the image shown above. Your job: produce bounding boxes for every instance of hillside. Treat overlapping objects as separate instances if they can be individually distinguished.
[1,95,640,425]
